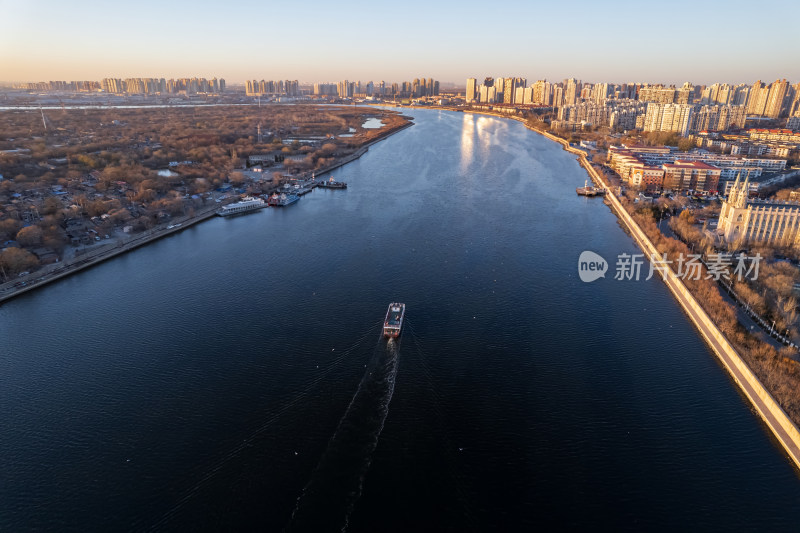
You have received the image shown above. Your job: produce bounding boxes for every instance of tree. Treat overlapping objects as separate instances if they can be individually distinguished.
[15,225,43,247]
[677,138,695,152]
[0,218,20,240]
[0,247,39,279]
[678,209,696,224]
[229,171,246,186]
[42,196,62,216]
[108,208,132,223]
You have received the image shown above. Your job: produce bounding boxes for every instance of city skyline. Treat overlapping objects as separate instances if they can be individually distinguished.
[2,0,799,86]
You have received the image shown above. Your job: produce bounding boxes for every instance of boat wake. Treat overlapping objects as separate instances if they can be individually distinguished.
[286,336,401,532]
[150,321,382,531]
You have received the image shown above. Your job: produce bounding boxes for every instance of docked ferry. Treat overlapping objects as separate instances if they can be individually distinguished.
[216,196,266,216]
[383,303,405,338]
[317,176,347,189]
[267,193,300,207]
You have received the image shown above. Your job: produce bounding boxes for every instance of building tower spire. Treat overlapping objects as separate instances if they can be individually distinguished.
[740,170,751,207]
[729,172,741,204]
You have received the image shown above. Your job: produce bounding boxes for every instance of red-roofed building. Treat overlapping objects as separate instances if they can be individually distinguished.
[747,129,800,145]
[630,165,665,193]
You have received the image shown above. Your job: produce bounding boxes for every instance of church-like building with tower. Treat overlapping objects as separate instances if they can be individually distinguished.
[718,174,800,247]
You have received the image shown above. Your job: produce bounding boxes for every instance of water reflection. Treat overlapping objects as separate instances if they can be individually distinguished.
[475,115,494,155]
[460,113,475,173]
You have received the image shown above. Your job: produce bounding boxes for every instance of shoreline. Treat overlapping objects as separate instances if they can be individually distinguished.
[0,119,414,305]
[458,108,800,473]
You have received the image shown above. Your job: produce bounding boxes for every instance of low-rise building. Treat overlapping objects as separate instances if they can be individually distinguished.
[747,128,800,145]
[661,160,721,193]
[608,144,786,180]
[630,165,665,192]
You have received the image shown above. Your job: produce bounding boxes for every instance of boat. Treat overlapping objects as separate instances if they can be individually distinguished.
[383,303,405,338]
[317,176,347,189]
[216,196,267,216]
[267,193,300,207]
[576,180,606,197]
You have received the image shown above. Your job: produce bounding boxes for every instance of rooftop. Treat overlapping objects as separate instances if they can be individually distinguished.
[664,160,720,170]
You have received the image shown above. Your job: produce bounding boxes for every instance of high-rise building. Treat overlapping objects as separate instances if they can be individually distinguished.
[691,105,747,132]
[552,86,564,108]
[731,84,749,106]
[638,85,678,104]
[494,77,504,103]
[592,83,609,103]
[747,81,769,116]
[765,79,791,118]
[643,103,694,136]
[500,77,526,104]
[565,78,580,106]
[313,83,337,95]
[530,80,552,106]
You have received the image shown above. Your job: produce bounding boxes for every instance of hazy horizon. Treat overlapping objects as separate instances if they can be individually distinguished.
[1,0,799,86]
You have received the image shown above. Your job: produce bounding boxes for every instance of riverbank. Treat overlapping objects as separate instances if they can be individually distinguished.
[0,118,414,305]
[507,114,800,473]
[433,104,800,471]
[0,204,220,304]
[312,119,414,177]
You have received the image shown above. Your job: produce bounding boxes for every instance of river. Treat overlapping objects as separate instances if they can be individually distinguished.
[2,109,799,531]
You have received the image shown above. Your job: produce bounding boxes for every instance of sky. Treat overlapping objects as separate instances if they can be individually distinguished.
[1,0,799,86]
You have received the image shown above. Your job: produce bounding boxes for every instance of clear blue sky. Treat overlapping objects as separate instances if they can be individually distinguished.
[1,0,798,86]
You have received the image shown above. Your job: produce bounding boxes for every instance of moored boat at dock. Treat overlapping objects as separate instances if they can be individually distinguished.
[576,180,606,197]
[267,193,300,207]
[216,196,267,216]
[317,176,347,189]
[383,303,405,338]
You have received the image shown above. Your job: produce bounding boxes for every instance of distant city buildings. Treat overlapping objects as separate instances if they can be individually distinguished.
[245,79,299,97]
[15,77,225,95]
[462,75,799,137]
[15,80,101,92]
[310,77,439,99]
[103,77,224,95]
[553,99,646,131]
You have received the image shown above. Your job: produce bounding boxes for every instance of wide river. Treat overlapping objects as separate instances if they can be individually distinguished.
[3,109,800,531]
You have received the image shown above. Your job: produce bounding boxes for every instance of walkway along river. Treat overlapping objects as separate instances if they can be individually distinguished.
[2,108,800,531]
